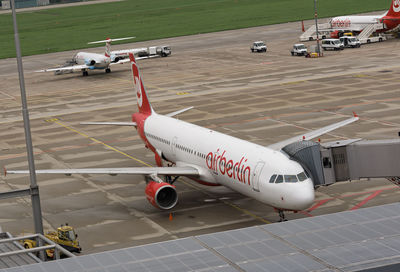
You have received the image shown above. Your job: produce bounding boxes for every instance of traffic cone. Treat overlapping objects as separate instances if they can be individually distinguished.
[169,213,173,221]
[301,20,305,32]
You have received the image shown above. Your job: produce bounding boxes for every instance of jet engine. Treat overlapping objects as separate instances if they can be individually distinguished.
[145,181,178,210]
[86,60,96,66]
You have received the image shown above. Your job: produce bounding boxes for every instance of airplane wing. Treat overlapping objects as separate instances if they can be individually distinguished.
[110,55,160,65]
[5,166,199,176]
[267,113,359,150]
[80,122,137,127]
[35,64,89,73]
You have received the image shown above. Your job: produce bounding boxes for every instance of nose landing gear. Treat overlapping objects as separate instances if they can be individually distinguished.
[278,210,287,222]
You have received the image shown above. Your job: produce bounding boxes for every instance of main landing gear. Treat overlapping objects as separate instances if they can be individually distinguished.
[165,175,179,185]
[278,210,287,222]
[105,68,111,73]
[82,70,89,76]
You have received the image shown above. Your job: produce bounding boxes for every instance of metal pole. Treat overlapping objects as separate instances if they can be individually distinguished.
[314,0,321,56]
[10,0,44,239]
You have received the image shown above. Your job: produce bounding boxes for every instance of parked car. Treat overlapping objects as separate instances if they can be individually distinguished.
[250,41,267,52]
[290,44,308,56]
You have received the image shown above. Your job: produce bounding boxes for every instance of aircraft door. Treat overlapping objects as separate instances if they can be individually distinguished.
[171,136,178,159]
[252,161,265,192]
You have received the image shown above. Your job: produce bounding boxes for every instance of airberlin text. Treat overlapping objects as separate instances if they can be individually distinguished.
[206,149,251,185]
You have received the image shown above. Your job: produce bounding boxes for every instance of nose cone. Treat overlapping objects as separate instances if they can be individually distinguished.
[282,179,315,211]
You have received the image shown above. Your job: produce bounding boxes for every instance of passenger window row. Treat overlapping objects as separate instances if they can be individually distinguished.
[146,132,208,160]
[269,172,308,183]
[146,133,170,145]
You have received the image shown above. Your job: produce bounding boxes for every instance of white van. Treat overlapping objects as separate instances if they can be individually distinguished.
[321,39,344,51]
[339,36,361,48]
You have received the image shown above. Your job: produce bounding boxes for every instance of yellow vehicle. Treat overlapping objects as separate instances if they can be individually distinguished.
[23,224,81,258]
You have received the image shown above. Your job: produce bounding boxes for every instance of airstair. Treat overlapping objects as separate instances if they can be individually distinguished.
[300,23,331,41]
[357,23,385,41]
[300,22,386,43]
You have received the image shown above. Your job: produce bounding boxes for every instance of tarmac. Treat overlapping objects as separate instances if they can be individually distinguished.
[0,19,399,254]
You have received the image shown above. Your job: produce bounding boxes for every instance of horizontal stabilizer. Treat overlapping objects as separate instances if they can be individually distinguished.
[88,37,135,44]
[166,106,194,117]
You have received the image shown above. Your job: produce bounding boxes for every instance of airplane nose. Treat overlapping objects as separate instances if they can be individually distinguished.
[297,180,315,210]
[282,179,315,211]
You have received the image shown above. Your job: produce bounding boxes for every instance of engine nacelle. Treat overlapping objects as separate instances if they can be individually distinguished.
[145,181,178,210]
[86,59,96,66]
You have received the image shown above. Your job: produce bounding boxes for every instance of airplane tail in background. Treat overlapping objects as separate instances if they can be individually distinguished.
[105,38,111,57]
[386,0,400,17]
[129,53,153,115]
[87,37,135,58]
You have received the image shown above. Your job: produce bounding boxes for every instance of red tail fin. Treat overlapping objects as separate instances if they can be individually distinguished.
[386,0,400,17]
[129,53,153,115]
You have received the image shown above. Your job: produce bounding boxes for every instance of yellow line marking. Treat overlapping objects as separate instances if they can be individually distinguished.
[45,118,59,122]
[54,120,151,167]
[176,92,191,95]
[52,119,270,224]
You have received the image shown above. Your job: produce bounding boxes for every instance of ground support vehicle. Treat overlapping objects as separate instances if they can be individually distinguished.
[136,46,171,57]
[359,34,386,44]
[250,41,267,52]
[290,44,308,56]
[113,46,171,60]
[321,39,344,50]
[22,224,81,259]
[339,36,361,48]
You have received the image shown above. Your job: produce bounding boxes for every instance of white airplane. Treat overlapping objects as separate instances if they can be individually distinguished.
[8,53,359,221]
[36,37,149,76]
[329,0,400,32]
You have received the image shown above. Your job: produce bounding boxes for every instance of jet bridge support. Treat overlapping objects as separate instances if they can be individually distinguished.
[282,139,400,187]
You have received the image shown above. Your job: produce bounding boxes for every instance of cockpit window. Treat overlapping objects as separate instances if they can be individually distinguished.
[284,175,298,183]
[269,174,277,183]
[297,172,308,181]
[275,175,283,183]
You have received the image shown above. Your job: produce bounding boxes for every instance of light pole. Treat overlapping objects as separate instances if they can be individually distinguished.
[314,0,321,56]
[10,0,44,240]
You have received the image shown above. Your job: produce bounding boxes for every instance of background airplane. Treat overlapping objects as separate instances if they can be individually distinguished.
[8,53,359,221]
[329,0,400,32]
[36,37,156,76]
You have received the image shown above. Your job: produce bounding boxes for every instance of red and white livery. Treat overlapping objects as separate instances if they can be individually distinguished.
[330,0,400,32]
[8,54,359,221]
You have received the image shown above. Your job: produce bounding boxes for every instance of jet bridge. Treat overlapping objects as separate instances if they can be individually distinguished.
[282,139,400,187]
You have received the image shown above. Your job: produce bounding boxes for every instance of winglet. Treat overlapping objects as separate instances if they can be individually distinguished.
[352,111,358,118]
